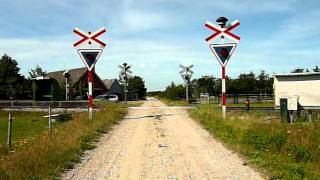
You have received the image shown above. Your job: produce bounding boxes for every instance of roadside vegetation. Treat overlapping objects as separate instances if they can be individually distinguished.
[0,103,126,179]
[157,97,188,106]
[191,104,320,179]
[0,111,47,148]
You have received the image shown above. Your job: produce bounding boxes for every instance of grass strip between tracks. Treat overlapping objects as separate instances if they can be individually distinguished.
[191,104,320,180]
[0,103,127,179]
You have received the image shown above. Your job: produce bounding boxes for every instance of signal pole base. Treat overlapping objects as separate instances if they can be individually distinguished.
[222,105,226,119]
[89,107,93,120]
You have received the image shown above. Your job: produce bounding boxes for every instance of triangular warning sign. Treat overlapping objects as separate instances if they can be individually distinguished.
[77,49,103,71]
[209,43,237,67]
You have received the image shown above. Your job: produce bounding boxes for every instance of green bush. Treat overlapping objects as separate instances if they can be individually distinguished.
[287,145,313,163]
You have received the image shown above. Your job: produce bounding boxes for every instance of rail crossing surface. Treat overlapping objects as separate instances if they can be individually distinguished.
[63,98,264,179]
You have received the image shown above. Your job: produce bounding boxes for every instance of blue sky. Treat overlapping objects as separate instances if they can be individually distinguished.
[0,0,319,91]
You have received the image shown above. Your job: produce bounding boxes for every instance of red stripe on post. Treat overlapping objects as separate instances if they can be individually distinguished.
[222,66,226,79]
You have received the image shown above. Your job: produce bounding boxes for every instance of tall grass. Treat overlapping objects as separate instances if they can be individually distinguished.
[0,103,126,179]
[191,104,320,180]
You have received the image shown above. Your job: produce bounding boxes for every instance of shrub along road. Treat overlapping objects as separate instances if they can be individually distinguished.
[63,98,263,179]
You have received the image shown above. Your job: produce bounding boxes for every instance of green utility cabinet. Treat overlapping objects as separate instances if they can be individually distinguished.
[280,98,289,123]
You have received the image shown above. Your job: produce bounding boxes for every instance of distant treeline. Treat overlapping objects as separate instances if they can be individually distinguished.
[153,66,319,101]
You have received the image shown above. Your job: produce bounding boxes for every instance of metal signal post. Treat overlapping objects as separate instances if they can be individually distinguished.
[205,17,240,118]
[179,65,194,103]
[73,28,106,119]
[119,63,132,104]
[220,26,227,118]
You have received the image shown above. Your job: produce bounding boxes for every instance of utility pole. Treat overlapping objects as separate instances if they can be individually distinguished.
[179,65,194,103]
[119,63,132,104]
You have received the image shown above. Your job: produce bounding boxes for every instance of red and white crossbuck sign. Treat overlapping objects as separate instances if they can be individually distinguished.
[205,20,240,42]
[73,28,107,48]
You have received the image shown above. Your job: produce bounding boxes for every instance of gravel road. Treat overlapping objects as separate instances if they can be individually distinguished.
[62,98,264,180]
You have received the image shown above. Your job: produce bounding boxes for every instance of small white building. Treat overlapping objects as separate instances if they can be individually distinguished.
[274,72,320,109]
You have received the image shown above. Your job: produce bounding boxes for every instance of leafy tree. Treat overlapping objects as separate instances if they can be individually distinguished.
[256,70,268,92]
[161,82,185,100]
[28,65,47,79]
[193,76,215,95]
[127,76,147,100]
[0,54,30,99]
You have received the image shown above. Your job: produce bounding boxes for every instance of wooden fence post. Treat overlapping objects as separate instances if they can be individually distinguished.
[48,106,51,132]
[7,113,13,149]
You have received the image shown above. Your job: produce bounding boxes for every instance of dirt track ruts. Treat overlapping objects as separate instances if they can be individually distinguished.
[62,98,264,179]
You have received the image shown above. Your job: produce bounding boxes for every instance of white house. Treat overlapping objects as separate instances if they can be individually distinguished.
[273,72,320,109]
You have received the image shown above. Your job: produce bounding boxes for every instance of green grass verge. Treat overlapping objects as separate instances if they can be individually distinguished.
[191,104,320,180]
[0,103,126,179]
[0,111,48,148]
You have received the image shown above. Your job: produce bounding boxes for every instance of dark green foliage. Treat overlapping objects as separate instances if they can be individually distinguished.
[28,65,47,79]
[192,76,218,95]
[159,82,185,100]
[287,145,312,163]
[227,71,273,94]
[192,70,274,95]
[242,129,287,151]
[127,76,147,100]
[0,54,30,100]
